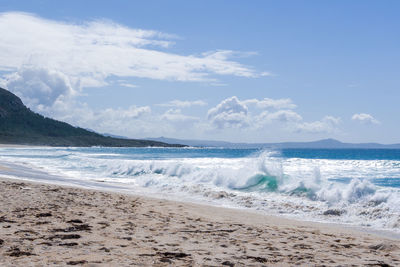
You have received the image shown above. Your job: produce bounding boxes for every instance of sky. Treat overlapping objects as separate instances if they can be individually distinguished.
[0,0,399,143]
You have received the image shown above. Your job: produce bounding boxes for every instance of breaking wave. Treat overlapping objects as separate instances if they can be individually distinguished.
[0,147,399,232]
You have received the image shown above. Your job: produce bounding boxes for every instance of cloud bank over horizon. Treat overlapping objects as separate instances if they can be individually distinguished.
[0,64,380,142]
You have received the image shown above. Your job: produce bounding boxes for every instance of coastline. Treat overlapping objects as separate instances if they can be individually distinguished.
[0,177,399,266]
[0,144,39,148]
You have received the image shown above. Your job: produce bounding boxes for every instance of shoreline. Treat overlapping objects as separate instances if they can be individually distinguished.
[4,173,400,241]
[2,175,398,240]
[1,177,399,266]
[0,144,40,148]
[1,158,399,241]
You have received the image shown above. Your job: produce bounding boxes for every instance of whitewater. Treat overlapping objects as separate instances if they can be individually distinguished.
[0,146,399,234]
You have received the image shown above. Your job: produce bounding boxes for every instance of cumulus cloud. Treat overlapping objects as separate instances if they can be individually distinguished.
[207,96,249,129]
[0,12,265,86]
[206,96,342,135]
[3,66,76,112]
[351,113,380,124]
[207,96,302,129]
[296,116,341,133]
[157,100,207,108]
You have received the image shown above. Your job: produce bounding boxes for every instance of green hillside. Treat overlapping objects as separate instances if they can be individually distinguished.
[0,87,183,147]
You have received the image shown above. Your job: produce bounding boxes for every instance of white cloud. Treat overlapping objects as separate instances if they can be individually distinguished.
[161,109,200,122]
[0,12,265,86]
[351,113,380,125]
[207,96,249,129]
[257,110,302,125]
[119,83,138,88]
[296,116,341,133]
[0,12,278,140]
[46,100,152,136]
[101,106,151,120]
[0,64,195,138]
[157,100,207,108]
[3,66,76,111]
[0,66,150,133]
[243,97,296,110]
[207,96,301,130]
[206,96,341,135]
[0,64,343,140]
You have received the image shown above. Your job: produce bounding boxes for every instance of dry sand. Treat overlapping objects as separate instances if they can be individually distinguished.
[0,177,399,266]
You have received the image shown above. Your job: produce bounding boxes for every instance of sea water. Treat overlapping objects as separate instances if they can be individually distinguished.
[0,146,399,233]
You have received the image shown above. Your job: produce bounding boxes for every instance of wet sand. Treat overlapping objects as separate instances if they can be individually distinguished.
[0,177,399,266]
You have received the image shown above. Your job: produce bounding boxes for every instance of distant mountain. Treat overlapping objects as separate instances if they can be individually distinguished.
[147,137,235,148]
[0,87,184,147]
[148,137,400,149]
[102,133,129,139]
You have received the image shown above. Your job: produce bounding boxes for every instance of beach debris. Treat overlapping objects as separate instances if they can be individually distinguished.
[222,260,235,266]
[323,209,344,216]
[67,219,83,224]
[369,242,398,251]
[66,260,87,265]
[364,261,392,267]
[36,212,52,218]
[59,242,79,247]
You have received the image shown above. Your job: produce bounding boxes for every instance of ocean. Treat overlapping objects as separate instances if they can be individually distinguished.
[0,146,399,234]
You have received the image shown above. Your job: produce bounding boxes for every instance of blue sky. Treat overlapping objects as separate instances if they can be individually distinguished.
[0,0,399,143]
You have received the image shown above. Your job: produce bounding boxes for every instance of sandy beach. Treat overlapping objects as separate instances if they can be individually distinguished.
[0,177,398,266]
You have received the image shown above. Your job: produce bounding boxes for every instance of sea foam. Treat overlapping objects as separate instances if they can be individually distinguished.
[0,146,399,233]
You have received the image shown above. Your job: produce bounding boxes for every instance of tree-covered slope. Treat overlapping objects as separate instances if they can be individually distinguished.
[0,87,183,147]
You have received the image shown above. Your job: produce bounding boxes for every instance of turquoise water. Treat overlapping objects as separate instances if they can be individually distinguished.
[0,147,399,232]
